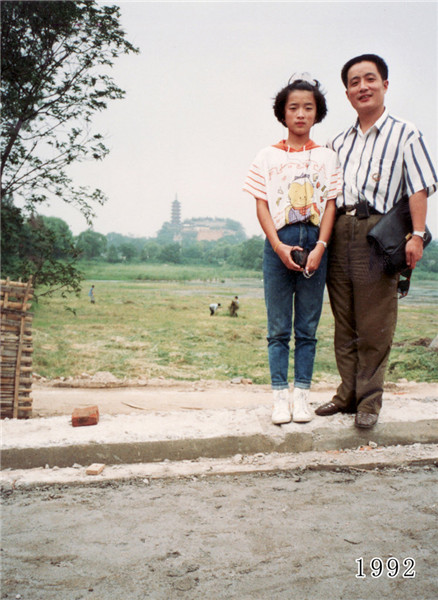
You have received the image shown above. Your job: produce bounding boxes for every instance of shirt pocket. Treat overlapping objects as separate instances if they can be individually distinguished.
[368,158,395,192]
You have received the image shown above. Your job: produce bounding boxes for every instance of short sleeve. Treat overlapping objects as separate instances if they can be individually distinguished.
[242,151,267,201]
[404,132,438,198]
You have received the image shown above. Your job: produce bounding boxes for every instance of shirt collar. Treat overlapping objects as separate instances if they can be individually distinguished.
[349,107,389,136]
[273,139,320,152]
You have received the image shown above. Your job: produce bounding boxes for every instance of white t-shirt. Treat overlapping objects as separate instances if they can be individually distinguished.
[243,140,342,231]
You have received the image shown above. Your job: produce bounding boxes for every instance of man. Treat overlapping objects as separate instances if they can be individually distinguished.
[229,296,239,317]
[209,302,221,316]
[315,54,437,429]
[88,285,95,304]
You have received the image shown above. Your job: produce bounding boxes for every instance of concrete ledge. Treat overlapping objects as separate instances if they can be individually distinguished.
[312,420,438,452]
[2,418,437,471]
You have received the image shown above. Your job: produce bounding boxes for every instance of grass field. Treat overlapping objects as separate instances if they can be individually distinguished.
[78,261,262,282]
[31,266,438,384]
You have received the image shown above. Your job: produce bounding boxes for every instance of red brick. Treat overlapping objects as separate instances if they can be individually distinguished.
[72,405,99,427]
[86,463,105,475]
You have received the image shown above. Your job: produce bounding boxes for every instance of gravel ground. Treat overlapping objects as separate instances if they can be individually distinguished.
[2,464,437,600]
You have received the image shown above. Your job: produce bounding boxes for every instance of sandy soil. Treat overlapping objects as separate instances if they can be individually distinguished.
[2,466,437,600]
[3,375,437,598]
[31,373,438,416]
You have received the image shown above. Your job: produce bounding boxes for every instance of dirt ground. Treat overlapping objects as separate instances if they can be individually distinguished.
[3,375,437,599]
[31,374,438,416]
[2,465,437,600]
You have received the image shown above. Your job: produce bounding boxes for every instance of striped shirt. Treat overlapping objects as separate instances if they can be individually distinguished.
[243,141,342,231]
[329,109,438,213]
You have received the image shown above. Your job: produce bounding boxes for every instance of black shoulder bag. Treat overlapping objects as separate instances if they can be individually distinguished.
[367,196,432,297]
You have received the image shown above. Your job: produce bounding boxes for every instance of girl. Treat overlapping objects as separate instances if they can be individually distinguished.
[243,74,342,424]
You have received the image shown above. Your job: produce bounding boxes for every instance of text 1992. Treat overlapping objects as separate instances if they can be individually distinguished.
[355,557,416,578]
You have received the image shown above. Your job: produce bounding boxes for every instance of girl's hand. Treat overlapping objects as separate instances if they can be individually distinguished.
[277,244,305,271]
[304,244,325,274]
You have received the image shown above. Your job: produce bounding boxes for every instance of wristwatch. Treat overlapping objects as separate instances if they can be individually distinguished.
[412,230,427,241]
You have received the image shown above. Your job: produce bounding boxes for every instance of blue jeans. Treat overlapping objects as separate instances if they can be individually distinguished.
[263,223,327,391]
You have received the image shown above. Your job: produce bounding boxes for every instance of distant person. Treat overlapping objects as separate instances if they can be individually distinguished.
[314,54,437,429]
[243,73,342,425]
[209,302,221,316]
[229,296,239,317]
[88,285,95,304]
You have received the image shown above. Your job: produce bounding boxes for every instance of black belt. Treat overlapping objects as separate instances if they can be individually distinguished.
[337,204,382,217]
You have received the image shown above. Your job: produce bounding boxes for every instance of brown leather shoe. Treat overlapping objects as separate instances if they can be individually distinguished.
[315,401,341,416]
[355,412,378,429]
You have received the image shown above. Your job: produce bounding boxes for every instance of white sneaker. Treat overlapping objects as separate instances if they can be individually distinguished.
[292,388,313,423]
[271,389,291,425]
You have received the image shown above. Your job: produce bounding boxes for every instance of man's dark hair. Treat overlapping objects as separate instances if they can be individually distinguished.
[341,54,389,88]
[273,78,327,126]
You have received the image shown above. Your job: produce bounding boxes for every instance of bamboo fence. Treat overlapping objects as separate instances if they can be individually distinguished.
[1,278,34,418]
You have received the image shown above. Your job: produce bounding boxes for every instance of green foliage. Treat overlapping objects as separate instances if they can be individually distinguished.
[0,203,83,297]
[1,196,26,277]
[140,240,161,263]
[40,216,75,259]
[107,232,148,252]
[156,222,178,244]
[417,240,438,274]
[76,229,265,272]
[76,229,108,260]
[118,242,138,262]
[230,237,264,270]
[0,0,137,294]
[1,0,138,216]
[158,243,182,264]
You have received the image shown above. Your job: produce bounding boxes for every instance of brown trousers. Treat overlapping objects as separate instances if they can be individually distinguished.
[327,214,399,415]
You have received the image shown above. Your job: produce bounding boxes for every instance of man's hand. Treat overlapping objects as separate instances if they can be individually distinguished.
[405,235,424,269]
[406,190,427,269]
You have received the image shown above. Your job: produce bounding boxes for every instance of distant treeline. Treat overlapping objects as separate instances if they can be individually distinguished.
[1,211,263,282]
[76,229,438,277]
[2,210,437,296]
[73,226,438,276]
[76,227,264,271]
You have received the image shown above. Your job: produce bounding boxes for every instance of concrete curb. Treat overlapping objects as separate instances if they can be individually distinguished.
[2,416,437,470]
[2,445,438,490]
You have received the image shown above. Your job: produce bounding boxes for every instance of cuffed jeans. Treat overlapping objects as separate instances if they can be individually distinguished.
[327,214,399,415]
[263,223,327,391]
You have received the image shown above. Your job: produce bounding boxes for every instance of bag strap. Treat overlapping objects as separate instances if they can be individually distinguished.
[395,195,411,298]
[398,268,411,298]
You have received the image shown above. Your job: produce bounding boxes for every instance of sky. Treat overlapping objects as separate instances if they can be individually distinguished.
[40,0,438,239]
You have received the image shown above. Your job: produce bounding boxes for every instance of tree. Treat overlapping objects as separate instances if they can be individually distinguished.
[1,1,138,289]
[158,243,182,264]
[230,237,264,270]
[156,222,177,244]
[40,216,75,259]
[106,244,121,263]
[76,230,107,260]
[1,196,28,278]
[181,243,204,264]
[140,240,161,262]
[119,242,138,262]
[1,200,83,296]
